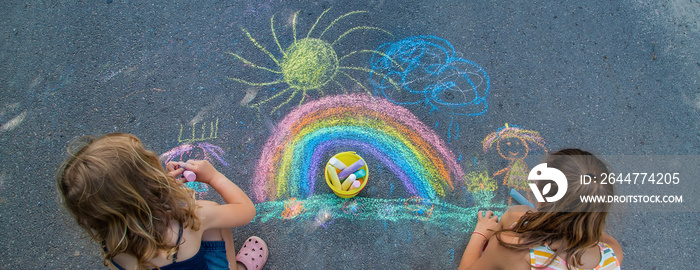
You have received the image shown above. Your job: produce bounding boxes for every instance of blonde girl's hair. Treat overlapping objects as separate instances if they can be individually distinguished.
[56,133,200,270]
[495,148,614,270]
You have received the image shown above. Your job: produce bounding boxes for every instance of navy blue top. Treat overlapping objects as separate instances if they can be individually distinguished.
[105,222,209,270]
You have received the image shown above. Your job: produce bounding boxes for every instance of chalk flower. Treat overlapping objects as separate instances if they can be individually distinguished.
[465,170,496,193]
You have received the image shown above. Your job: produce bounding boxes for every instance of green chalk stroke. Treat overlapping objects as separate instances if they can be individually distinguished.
[254,192,507,232]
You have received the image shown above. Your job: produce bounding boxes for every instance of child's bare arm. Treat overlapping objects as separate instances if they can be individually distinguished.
[175,160,256,229]
[458,211,500,270]
[458,235,490,270]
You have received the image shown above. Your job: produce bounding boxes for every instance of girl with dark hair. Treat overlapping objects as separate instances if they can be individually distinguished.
[459,149,623,270]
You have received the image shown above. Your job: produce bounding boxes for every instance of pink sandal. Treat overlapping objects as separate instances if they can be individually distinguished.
[236,236,268,270]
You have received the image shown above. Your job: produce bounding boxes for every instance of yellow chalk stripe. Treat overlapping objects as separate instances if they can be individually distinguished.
[339,71,371,95]
[292,10,300,43]
[270,15,285,55]
[319,10,368,39]
[307,8,331,38]
[332,26,393,46]
[241,28,280,66]
[226,52,281,73]
[227,77,280,86]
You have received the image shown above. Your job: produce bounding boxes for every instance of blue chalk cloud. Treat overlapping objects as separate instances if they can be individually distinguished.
[370,36,490,116]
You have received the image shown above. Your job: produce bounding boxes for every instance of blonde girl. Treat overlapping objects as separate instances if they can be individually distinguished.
[56,133,268,270]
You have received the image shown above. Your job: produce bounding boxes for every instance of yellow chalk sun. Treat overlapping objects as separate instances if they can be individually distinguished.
[228,9,392,113]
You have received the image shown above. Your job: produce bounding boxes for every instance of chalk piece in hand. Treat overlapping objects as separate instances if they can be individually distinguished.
[183,170,196,182]
[510,188,535,208]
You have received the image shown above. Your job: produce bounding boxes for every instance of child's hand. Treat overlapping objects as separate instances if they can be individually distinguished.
[166,161,186,183]
[474,210,500,238]
[166,161,185,174]
[177,160,222,184]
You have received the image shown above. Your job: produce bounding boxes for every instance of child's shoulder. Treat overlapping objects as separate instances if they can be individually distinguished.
[196,200,219,207]
[499,205,536,230]
[194,200,220,216]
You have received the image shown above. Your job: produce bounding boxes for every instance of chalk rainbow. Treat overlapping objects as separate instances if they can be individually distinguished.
[252,93,465,202]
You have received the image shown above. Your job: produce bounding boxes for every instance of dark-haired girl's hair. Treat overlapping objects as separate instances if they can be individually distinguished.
[495,149,613,269]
